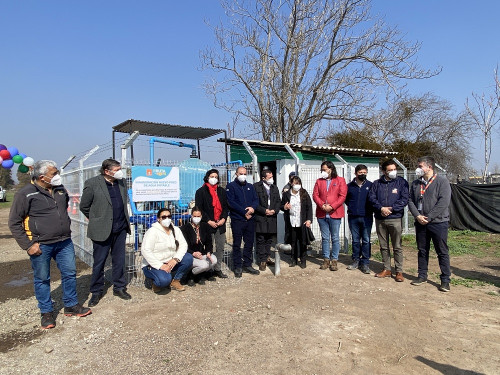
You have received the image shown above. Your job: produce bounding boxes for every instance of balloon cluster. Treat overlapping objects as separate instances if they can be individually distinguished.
[0,144,34,173]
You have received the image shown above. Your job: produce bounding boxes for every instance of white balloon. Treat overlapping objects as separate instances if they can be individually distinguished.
[23,156,35,167]
[0,156,3,164]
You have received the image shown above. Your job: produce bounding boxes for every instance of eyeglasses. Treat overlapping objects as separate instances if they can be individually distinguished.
[160,215,172,219]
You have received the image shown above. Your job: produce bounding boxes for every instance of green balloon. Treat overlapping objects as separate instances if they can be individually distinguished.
[18,164,29,173]
[12,155,24,164]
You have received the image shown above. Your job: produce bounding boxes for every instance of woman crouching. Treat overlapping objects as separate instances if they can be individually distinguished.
[181,206,218,285]
[141,208,193,293]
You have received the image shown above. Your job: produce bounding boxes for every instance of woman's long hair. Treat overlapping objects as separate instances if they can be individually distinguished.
[157,208,179,250]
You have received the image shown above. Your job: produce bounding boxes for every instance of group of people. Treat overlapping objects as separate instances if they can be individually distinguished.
[8,155,452,329]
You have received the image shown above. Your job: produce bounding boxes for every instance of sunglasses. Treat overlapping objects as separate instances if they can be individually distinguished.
[160,215,172,219]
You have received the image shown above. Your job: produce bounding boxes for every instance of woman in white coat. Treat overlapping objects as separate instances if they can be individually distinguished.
[141,208,193,292]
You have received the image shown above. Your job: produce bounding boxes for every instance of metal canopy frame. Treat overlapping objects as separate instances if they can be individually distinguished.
[112,119,228,164]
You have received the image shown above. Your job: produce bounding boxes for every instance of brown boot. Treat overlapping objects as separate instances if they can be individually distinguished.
[170,279,185,292]
[395,272,404,282]
[375,269,392,278]
[259,262,266,271]
[329,260,338,271]
[320,258,330,270]
[152,283,162,293]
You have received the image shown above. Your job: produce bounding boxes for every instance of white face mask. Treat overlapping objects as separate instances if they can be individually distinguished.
[112,169,124,180]
[292,184,301,192]
[208,177,218,185]
[320,171,329,179]
[160,218,172,228]
[415,168,424,178]
[48,174,62,186]
[387,170,398,179]
[265,178,274,185]
[237,174,247,183]
[191,216,202,225]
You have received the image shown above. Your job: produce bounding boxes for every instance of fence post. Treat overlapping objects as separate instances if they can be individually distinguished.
[392,157,409,234]
[334,154,350,254]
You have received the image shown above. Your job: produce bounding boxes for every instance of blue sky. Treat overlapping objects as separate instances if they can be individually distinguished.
[1,1,499,172]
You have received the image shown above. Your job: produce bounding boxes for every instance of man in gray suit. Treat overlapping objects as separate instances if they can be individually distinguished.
[80,159,131,306]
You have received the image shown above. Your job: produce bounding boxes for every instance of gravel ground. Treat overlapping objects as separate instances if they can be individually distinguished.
[1,207,499,375]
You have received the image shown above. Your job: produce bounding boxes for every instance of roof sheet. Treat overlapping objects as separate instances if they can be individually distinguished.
[220,138,397,157]
[113,119,225,140]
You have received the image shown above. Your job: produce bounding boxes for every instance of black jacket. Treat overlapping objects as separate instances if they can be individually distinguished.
[280,189,313,245]
[253,181,281,233]
[195,184,229,234]
[180,222,214,255]
[9,182,72,250]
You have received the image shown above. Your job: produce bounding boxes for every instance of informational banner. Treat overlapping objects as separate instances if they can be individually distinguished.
[131,166,180,202]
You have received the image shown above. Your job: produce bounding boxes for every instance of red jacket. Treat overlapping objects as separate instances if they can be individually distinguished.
[313,176,347,219]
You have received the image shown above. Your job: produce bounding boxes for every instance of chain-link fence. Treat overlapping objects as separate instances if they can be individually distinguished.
[62,154,423,285]
[61,160,244,286]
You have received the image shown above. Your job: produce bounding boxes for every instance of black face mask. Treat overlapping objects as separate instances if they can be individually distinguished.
[357,174,367,181]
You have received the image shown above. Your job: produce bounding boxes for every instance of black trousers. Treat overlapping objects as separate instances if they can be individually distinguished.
[90,229,127,293]
[290,226,306,260]
[231,219,255,269]
[256,232,275,263]
[415,221,451,283]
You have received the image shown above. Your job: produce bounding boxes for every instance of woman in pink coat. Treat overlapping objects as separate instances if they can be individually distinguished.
[312,161,347,271]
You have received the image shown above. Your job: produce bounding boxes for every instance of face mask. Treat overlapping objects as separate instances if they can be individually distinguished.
[191,217,202,225]
[415,168,424,178]
[208,177,218,185]
[111,169,124,180]
[292,184,301,192]
[160,218,171,228]
[266,178,274,185]
[387,170,397,179]
[237,174,247,183]
[320,171,329,179]
[47,174,62,186]
[357,174,367,181]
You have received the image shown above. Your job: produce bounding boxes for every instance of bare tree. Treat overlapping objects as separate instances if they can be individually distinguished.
[328,93,474,178]
[465,66,500,181]
[201,0,438,143]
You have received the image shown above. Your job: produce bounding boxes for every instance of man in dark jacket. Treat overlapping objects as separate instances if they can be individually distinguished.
[345,164,374,274]
[226,166,259,277]
[80,159,131,306]
[253,169,281,271]
[9,160,91,329]
[369,160,409,282]
[408,156,452,292]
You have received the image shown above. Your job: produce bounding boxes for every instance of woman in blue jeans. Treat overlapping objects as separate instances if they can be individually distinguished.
[141,208,193,293]
[312,161,347,271]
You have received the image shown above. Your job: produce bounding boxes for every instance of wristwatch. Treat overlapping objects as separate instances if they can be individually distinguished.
[174,258,181,263]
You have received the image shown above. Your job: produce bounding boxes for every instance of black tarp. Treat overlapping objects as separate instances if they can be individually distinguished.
[449,183,500,233]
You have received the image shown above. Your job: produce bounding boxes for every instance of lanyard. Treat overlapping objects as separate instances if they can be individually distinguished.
[420,174,437,196]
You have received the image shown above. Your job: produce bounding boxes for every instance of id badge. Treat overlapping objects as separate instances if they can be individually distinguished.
[418,198,423,211]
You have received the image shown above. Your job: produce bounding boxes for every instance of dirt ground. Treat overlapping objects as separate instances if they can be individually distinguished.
[0,206,499,375]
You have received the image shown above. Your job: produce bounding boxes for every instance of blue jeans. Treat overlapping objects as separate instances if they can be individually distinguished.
[142,253,193,288]
[317,217,341,260]
[348,215,373,266]
[30,238,79,313]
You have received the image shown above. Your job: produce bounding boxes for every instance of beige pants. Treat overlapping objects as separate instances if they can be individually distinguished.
[375,218,403,272]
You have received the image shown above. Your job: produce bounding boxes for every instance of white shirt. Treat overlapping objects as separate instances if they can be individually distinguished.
[289,191,301,228]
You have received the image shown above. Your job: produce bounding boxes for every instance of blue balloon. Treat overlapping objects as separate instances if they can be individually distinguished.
[7,147,19,157]
[1,159,14,169]
[19,153,27,159]
[0,144,6,151]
